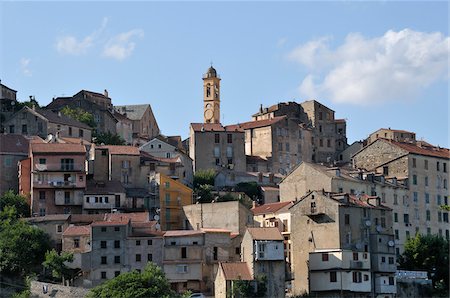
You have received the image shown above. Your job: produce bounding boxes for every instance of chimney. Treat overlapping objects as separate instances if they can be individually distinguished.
[260,104,263,113]
[104,89,109,98]
[57,111,62,118]
[32,104,36,111]
[252,200,257,209]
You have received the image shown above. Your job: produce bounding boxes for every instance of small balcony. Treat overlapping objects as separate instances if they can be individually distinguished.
[34,163,85,172]
[34,181,78,188]
[375,283,396,294]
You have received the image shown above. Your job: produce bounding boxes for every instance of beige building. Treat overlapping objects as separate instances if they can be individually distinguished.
[241,227,285,298]
[113,111,133,145]
[252,100,348,163]
[353,138,450,247]
[237,115,313,175]
[202,66,221,124]
[82,180,126,214]
[280,162,412,254]
[289,190,396,297]
[114,104,160,144]
[367,128,416,144]
[163,229,231,295]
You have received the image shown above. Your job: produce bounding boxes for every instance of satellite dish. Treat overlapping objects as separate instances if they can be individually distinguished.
[155,223,161,230]
[154,214,160,221]
[355,242,362,250]
[376,225,383,232]
[365,220,372,227]
[388,240,395,247]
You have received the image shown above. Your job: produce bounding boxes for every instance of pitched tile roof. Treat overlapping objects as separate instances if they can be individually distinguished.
[235,116,286,130]
[115,104,150,120]
[69,214,106,224]
[35,108,92,129]
[247,227,283,241]
[31,143,86,154]
[164,230,205,237]
[201,228,232,233]
[0,134,29,154]
[108,212,150,223]
[190,123,244,132]
[97,145,140,155]
[63,225,91,236]
[220,262,253,281]
[252,201,293,215]
[388,139,449,159]
[25,214,70,223]
[91,219,130,226]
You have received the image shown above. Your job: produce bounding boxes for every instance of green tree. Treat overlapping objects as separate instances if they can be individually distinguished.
[15,99,40,111]
[0,218,51,276]
[0,190,30,218]
[399,234,449,296]
[94,131,126,145]
[88,262,180,298]
[193,169,216,189]
[235,182,260,201]
[231,274,267,298]
[61,106,96,128]
[42,249,74,284]
[196,184,214,203]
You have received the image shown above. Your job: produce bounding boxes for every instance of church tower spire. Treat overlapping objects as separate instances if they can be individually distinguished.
[203,65,221,123]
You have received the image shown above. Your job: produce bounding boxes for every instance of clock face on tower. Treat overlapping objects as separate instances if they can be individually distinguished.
[204,109,213,120]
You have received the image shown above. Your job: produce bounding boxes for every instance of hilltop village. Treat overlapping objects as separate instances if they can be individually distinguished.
[0,66,449,297]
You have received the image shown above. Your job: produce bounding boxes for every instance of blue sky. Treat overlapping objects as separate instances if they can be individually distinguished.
[1,1,448,146]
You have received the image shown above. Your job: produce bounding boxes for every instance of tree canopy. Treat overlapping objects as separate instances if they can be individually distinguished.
[399,234,449,296]
[42,249,74,283]
[94,131,126,145]
[193,169,216,189]
[88,262,182,298]
[0,190,30,218]
[61,106,96,128]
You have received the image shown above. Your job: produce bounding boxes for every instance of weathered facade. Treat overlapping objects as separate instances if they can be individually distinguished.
[0,134,30,195]
[114,104,160,144]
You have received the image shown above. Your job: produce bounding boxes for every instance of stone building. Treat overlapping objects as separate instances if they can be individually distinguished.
[280,161,411,254]
[236,115,313,175]
[140,135,193,187]
[3,106,92,141]
[114,104,160,145]
[241,227,285,298]
[367,128,416,144]
[22,143,87,216]
[0,134,30,195]
[289,190,396,297]
[353,137,450,246]
[202,66,221,124]
[46,89,117,135]
[214,262,253,298]
[25,214,71,251]
[252,100,348,163]
[0,82,18,131]
[189,123,246,173]
[113,111,133,145]
[82,180,126,214]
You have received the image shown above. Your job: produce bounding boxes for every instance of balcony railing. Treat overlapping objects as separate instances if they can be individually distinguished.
[34,163,85,172]
[34,181,78,188]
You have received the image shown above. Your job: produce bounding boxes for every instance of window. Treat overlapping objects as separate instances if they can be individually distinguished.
[352,272,362,283]
[389,276,395,285]
[227,134,232,143]
[319,139,323,147]
[115,271,120,277]
[412,174,417,185]
[9,125,14,133]
[60,158,74,171]
[148,239,153,245]
[437,195,442,205]
[136,240,141,246]
[114,256,120,264]
[285,142,290,152]
[413,192,418,202]
[214,134,220,143]
[122,160,130,169]
[235,247,241,255]
[444,163,447,173]
[101,271,107,279]
[22,124,27,134]
[147,254,153,261]
[381,256,386,263]
[345,214,350,225]
[101,241,107,249]
[176,265,188,274]
[388,257,394,264]
[226,146,233,158]
[101,227,107,232]
[412,158,416,168]
[213,247,218,260]
[406,231,410,239]
[79,129,84,138]
[278,142,283,151]
[322,253,329,261]
[425,193,430,204]
[425,176,429,186]
[101,256,107,264]
[135,254,141,262]
[39,158,46,165]
[424,159,428,169]
[394,213,398,222]
[114,240,120,248]
[56,225,63,233]
[227,158,233,165]
[364,274,369,281]
[443,213,449,223]
[68,127,72,136]
[403,214,409,224]
[394,194,398,205]
[114,227,120,232]
[74,238,80,248]
[330,271,337,282]
[327,139,331,148]
[181,247,187,259]
[39,191,46,201]
[64,191,70,204]
[319,112,323,120]
[353,252,359,261]
[437,161,440,171]
[383,166,389,176]
[395,230,399,240]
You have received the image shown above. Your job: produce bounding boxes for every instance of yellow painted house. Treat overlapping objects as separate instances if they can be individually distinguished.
[157,173,193,230]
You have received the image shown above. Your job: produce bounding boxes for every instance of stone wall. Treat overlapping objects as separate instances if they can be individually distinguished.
[30,281,89,298]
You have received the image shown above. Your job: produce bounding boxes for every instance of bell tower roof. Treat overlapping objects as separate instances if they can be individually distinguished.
[203,66,219,79]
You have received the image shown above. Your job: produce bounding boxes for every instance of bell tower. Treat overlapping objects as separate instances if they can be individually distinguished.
[203,65,221,123]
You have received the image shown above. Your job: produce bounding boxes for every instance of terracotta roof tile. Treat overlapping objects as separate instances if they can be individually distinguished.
[190,123,244,132]
[252,201,293,215]
[247,227,283,241]
[388,139,449,159]
[201,228,232,233]
[63,225,91,236]
[31,143,86,154]
[97,145,140,155]
[91,219,130,226]
[0,134,29,154]
[236,116,286,130]
[164,230,205,237]
[220,262,253,281]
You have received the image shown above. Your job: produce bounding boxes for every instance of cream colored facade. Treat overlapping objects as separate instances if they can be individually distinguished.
[353,138,450,249]
[203,66,221,124]
[289,191,396,297]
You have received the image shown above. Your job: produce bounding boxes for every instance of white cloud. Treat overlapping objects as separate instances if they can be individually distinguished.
[20,58,32,76]
[102,29,144,61]
[56,17,108,55]
[288,29,450,105]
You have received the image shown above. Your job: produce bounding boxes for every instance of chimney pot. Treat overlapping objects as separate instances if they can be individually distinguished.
[104,89,109,98]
